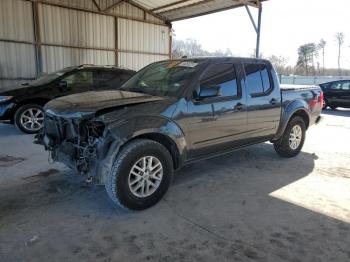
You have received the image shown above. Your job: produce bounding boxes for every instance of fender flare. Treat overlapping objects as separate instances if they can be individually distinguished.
[272,100,310,141]
[96,116,187,183]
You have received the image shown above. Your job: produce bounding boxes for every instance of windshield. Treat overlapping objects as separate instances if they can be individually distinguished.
[120,60,203,97]
[28,67,74,86]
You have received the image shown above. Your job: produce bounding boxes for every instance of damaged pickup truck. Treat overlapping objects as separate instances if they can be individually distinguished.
[35,57,323,210]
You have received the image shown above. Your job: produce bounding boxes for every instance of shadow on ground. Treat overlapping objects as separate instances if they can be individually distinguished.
[322,108,350,117]
[1,142,349,261]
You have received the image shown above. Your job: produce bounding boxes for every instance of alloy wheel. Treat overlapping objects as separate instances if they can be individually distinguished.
[128,156,163,198]
[20,108,44,132]
[289,124,302,150]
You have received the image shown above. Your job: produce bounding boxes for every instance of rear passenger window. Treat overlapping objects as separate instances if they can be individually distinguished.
[245,64,263,95]
[245,63,272,95]
[200,63,238,97]
[260,65,271,92]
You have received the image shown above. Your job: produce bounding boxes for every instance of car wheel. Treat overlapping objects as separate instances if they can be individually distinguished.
[273,116,306,158]
[329,105,337,110]
[105,139,173,210]
[322,99,328,110]
[14,104,44,134]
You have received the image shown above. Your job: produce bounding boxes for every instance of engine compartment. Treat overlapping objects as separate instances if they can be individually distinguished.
[36,113,106,175]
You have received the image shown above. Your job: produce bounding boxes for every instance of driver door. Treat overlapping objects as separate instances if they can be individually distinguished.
[187,63,247,159]
[58,70,94,96]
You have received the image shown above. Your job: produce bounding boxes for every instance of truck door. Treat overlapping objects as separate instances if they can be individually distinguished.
[244,62,281,142]
[187,62,247,158]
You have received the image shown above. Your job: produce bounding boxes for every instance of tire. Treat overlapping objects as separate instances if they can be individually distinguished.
[14,104,44,134]
[329,105,337,110]
[105,139,174,210]
[273,116,306,158]
[322,99,328,110]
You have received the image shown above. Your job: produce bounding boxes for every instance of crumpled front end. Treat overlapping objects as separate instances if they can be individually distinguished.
[35,111,117,182]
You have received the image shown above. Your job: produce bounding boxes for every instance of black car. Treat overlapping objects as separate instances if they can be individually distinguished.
[319,80,350,110]
[0,65,135,134]
[36,57,322,210]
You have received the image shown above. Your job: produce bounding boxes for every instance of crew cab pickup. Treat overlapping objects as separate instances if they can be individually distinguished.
[35,57,323,210]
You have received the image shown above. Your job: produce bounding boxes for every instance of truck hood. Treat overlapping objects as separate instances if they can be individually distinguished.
[45,90,166,118]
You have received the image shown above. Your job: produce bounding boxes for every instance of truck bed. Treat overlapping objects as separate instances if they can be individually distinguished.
[280,84,320,91]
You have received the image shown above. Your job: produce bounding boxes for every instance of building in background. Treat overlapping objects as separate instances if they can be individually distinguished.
[0,0,265,91]
[0,0,171,90]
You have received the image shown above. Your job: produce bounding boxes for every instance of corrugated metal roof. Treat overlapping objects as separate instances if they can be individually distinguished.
[131,0,267,21]
[34,0,266,23]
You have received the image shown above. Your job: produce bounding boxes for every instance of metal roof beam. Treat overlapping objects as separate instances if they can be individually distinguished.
[244,4,258,33]
[91,0,101,11]
[103,0,124,12]
[126,0,169,22]
[150,0,193,12]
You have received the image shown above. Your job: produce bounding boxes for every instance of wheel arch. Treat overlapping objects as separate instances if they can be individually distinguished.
[129,132,181,170]
[272,100,310,141]
[12,97,50,120]
[106,116,188,170]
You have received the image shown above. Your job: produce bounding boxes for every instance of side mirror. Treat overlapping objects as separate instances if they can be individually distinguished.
[58,80,68,89]
[198,85,221,99]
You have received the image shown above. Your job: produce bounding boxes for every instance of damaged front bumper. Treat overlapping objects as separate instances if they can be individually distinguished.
[34,112,121,184]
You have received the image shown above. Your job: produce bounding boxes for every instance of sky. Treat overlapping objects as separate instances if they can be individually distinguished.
[173,0,350,69]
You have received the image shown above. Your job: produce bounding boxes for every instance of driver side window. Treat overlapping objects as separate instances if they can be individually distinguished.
[330,82,342,90]
[200,63,238,98]
[62,71,93,90]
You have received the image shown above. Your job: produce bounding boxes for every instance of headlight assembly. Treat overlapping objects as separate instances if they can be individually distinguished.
[0,96,13,103]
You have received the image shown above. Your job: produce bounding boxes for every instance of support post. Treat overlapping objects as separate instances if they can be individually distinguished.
[115,16,119,66]
[255,3,262,58]
[32,1,43,76]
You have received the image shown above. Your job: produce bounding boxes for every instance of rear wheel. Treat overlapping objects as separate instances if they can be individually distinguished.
[14,104,44,134]
[322,99,328,110]
[105,139,173,210]
[274,116,306,158]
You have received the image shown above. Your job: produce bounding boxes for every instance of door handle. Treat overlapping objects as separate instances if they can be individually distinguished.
[234,102,244,111]
[269,98,278,105]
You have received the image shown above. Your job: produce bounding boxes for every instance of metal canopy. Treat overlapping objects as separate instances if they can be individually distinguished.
[125,0,266,58]
[130,0,266,22]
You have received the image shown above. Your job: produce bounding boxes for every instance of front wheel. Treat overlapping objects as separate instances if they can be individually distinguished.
[105,139,173,210]
[274,116,306,158]
[14,104,44,134]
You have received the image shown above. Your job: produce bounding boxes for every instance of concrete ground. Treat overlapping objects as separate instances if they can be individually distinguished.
[0,109,349,262]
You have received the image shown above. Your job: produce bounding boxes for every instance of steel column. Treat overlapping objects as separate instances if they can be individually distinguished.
[244,3,263,58]
[255,3,262,58]
[32,1,43,76]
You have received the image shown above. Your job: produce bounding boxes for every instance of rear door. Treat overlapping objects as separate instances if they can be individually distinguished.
[244,62,281,142]
[94,69,123,90]
[188,62,247,158]
[340,81,350,107]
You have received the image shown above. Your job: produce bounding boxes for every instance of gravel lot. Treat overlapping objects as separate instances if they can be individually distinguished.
[0,109,349,262]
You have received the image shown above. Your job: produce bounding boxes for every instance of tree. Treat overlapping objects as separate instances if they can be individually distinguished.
[296,43,317,75]
[172,38,233,58]
[318,39,326,73]
[268,55,289,74]
[335,32,345,75]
